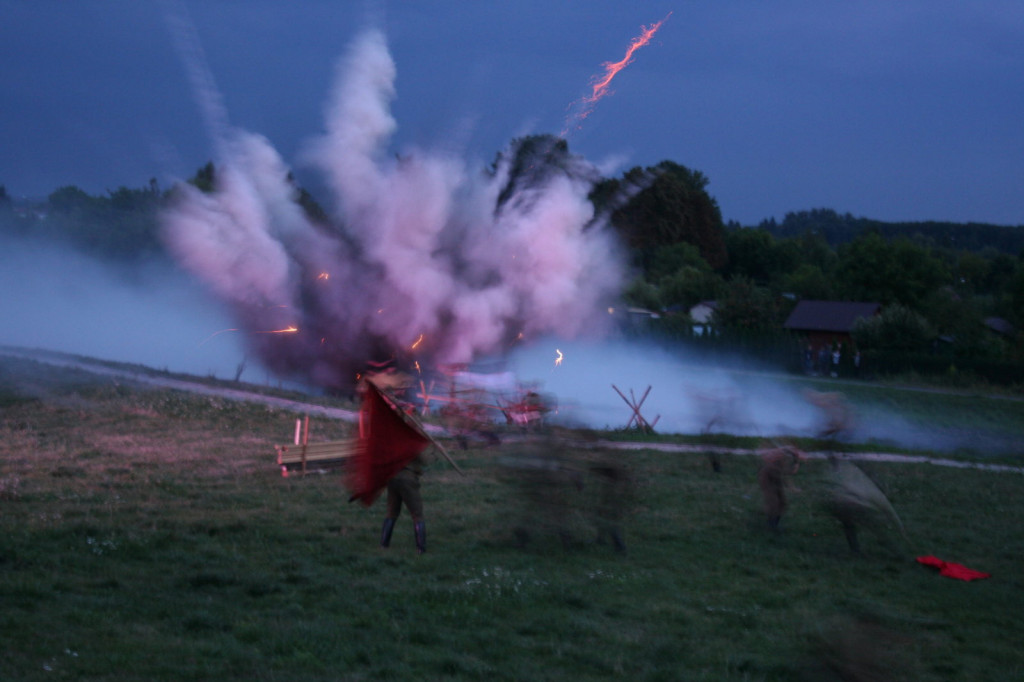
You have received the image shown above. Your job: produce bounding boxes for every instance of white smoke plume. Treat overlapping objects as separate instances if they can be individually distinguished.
[507,338,1012,454]
[161,28,624,391]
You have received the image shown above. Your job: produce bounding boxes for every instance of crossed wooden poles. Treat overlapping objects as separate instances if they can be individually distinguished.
[612,384,660,433]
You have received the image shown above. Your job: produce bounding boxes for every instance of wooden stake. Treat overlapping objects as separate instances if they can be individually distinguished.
[612,384,655,433]
[301,415,310,475]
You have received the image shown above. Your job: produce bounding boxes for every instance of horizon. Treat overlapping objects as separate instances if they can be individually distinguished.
[5,174,1024,231]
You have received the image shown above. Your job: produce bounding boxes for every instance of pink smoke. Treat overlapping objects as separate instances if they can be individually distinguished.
[161,28,624,391]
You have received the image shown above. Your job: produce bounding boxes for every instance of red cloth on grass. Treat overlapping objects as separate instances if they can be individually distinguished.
[346,380,429,507]
[916,555,991,581]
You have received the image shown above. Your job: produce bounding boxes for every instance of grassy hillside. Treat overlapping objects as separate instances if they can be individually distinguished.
[2,355,1023,680]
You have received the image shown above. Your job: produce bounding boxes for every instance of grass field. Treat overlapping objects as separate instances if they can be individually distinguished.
[1,354,1023,681]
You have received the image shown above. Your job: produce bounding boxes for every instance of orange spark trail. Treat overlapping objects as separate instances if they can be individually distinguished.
[255,326,299,334]
[198,328,239,346]
[199,325,297,345]
[562,12,671,135]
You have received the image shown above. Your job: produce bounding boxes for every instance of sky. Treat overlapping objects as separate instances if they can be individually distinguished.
[3,0,1023,227]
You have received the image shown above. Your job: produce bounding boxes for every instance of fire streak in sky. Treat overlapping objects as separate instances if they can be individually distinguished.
[562,12,671,135]
[199,325,297,346]
[198,328,239,346]
[256,326,299,334]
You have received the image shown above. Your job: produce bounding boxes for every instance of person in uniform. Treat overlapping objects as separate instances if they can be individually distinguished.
[757,441,804,531]
[822,455,908,555]
[500,437,583,549]
[379,452,430,554]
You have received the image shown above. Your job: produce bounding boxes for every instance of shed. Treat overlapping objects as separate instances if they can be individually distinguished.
[784,300,881,351]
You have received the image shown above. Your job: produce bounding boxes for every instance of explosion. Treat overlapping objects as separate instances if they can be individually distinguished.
[161,28,625,392]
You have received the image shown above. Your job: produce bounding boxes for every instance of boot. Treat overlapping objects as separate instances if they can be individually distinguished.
[380,518,395,548]
[414,521,426,554]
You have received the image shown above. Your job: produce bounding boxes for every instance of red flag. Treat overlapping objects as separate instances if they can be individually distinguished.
[916,555,991,581]
[346,380,430,506]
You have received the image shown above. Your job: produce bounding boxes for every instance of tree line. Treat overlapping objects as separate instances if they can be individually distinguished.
[3,134,1023,383]
[760,208,1024,256]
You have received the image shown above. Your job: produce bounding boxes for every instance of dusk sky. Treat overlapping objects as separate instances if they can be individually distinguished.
[3,1,1022,227]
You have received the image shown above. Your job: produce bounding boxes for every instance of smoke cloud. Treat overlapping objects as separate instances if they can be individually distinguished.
[161,28,624,391]
[508,338,1011,454]
[0,235,249,378]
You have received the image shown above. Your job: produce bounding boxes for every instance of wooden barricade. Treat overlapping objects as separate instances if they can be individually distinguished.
[612,384,660,433]
[275,439,360,477]
[275,415,359,477]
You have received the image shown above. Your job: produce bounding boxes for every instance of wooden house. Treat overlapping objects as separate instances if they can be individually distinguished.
[783,300,881,351]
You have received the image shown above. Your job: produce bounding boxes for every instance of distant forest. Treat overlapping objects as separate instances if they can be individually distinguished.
[3,135,1023,385]
[756,208,1024,255]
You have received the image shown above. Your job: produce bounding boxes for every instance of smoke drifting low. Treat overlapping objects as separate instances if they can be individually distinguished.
[0,236,249,378]
[509,339,822,436]
[508,339,1002,454]
[161,29,624,391]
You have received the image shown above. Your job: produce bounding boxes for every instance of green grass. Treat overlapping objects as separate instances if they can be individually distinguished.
[1,355,1023,680]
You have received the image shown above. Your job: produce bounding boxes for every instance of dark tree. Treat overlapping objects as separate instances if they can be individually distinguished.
[764,207,1024,256]
[41,184,164,260]
[189,161,217,193]
[852,304,935,352]
[48,185,95,212]
[712,277,781,334]
[834,232,949,307]
[286,172,329,225]
[782,263,834,300]
[604,160,728,271]
[723,227,800,286]
[490,135,599,214]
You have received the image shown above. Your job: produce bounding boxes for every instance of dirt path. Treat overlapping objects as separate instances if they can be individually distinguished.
[4,347,1021,475]
[599,440,1024,474]
[1,346,359,421]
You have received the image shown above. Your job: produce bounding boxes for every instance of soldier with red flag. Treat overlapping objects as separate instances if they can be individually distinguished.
[347,378,461,554]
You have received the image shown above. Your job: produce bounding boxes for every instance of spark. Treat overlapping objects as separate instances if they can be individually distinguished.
[563,12,671,135]
[411,334,424,350]
[255,326,299,334]
[198,328,239,346]
[200,325,298,345]
[317,272,330,281]
[554,348,564,367]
